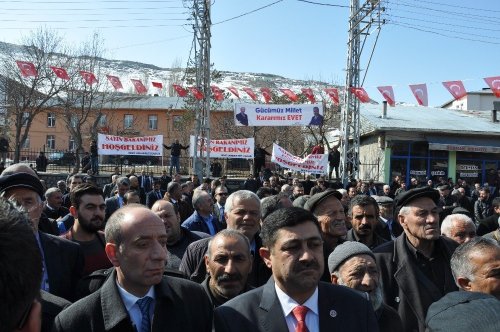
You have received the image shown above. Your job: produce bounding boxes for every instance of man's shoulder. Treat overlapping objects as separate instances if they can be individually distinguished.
[217,285,264,313]
[54,288,102,326]
[373,238,396,255]
[185,236,211,252]
[41,231,81,250]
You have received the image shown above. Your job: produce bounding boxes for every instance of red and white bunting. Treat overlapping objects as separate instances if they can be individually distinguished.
[324,88,339,104]
[301,88,316,103]
[349,87,370,103]
[16,60,37,77]
[242,87,258,101]
[409,84,428,106]
[189,87,204,100]
[211,85,224,101]
[442,80,467,100]
[377,86,395,107]
[106,75,123,90]
[50,66,69,80]
[227,86,240,98]
[152,81,163,89]
[172,84,188,97]
[79,71,98,85]
[280,88,298,102]
[260,87,272,104]
[131,79,147,94]
[483,76,500,98]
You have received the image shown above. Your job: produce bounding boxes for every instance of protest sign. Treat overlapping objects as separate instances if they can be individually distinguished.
[97,133,163,156]
[234,103,324,126]
[271,143,327,174]
[189,136,254,159]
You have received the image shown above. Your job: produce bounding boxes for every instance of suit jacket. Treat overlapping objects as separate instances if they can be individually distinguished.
[102,182,116,199]
[43,204,70,221]
[53,270,213,332]
[105,196,121,221]
[181,210,223,235]
[477,212,500,236]
[40,232,84,302]
[212,203,227,226]
[214,278,378,332]
[375,217,403,241]
[146,189,165,209]
[40,290,71,332]
[138,175,153,193]
[236,112,248,126]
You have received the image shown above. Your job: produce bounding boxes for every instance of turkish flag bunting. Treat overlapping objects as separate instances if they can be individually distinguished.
[349,87,371,103]
[324,88,339,104]
[376,86,396,107]
[131,79,147,94]
[50,66,69,80]
[152,81,163,89]
[409,84,428,106]
[79,71,98,85]
[172,84,188,97]
[188,87,204,100]
[106,75,123,90]
[242,87,258,101]
[260,87,272,104]
[227,86,240,98]
[301,88,316,103]
[483,76,500,98]
[442,80,467,100]
[16,61,37,77]
[280,88,298,102]
[211,85,225,101]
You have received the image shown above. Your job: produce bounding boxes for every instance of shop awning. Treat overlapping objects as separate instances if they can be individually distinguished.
[427,136,500,154]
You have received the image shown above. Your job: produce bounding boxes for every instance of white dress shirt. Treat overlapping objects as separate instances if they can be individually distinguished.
[116,281,155,330]
[275,282,319,332]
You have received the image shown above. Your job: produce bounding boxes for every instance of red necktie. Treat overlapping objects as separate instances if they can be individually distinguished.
[292,305,309,332]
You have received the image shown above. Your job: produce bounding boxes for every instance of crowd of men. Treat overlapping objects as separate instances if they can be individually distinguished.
[1,165,499,332]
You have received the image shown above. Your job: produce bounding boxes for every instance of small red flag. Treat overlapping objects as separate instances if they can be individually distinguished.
[152,81,163,89]
[16,61,37,77]
[50,66,69,80]
[211,85,224,102]
[106,75,123,90]
[280,88,298,102]
[377,86,396,107]
[227,86,240,98]
[172,84,188,97]
[409,84,428,106]
[242,87,258,101]
[324,88,339,104]
[442,80,467,100]
[131,79,147,94]
[188,87,204,100]
[301,88,316,103]
[349,87,371,103]
[483,76,500,98]
[260,87,272,104]
[79,71,98,85]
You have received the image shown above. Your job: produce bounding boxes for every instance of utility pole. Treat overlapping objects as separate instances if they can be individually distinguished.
[191,0,212,179]
[340,0,383,186]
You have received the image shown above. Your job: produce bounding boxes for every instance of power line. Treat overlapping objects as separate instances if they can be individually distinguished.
[213,0,284,25]
[386,14,500,33]
[397,0,500,14]
[296,0,349,8]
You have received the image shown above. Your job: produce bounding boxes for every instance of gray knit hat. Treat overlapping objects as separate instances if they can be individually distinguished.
[328,241,375,273]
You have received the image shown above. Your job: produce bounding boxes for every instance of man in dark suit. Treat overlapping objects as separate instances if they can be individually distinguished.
[308,106,324,126]
[105,176,130,221]
[138,169,153,193]
[214,207,378,332]
[43,187,70,220]
[53,204,213,332]
[146,179,165,208]
[235,106,249,126]
[102,174,118,199]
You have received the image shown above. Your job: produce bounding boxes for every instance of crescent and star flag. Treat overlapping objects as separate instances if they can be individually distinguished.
[106,75,123,90]
[349,87,371,103]
[152,81,163,89]
[260,87,272,104]
[131,79,147,94]
[16,61,37,77]
[280,88,298,102]
[442,80,467,100]
[484,76,500,98]
[227,86,240,98]
[376,86,396,106]
[79,71,98,85]
[189,87,204,100]
[301,88,316,103]
[409,83,428,106]
[324,88,339,104]
[172,84,188,97]
[50,66,69,80]
[211,86,225,101]
[242,87,258,101]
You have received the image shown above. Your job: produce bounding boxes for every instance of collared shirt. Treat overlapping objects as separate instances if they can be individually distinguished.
[34,232,50,292]
[275,283,319,332]
[216,202,224,222]
[116,281,155,331]
[379,216,396,239]
[200,214,216,235]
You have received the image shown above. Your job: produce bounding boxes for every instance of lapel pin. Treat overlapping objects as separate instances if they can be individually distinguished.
[329,310,337,318]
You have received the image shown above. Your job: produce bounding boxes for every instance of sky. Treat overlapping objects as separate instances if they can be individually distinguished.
[0,0,499,107]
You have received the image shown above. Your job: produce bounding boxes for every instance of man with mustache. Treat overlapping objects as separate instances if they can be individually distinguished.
[203,229,253,308]
[346,195,388,249]
[214,207,377,332]
[61,183,113,276]
[374,187,458,332]
[329,241,403,331]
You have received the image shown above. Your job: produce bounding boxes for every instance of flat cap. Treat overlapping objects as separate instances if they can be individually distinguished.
[373,195,393,205]
[328,241,375,273]
[0,172,45,199]
[292,195,310,208]
[304,189,342,213]
[394,187,439,215]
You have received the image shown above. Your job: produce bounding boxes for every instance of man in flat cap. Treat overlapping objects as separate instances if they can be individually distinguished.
[437,184,458,221]
[373,187,458,332]
[373,195,403,241]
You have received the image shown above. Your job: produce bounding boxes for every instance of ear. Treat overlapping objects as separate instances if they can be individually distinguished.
[204,255,210,271]
[69,206,78,218]
[105,243,120,267]
[259,247,272,269]
[398,214,407,229]
[330,273,339,285]
[456,277,472,291]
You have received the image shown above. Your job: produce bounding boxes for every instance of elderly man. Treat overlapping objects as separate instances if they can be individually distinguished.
[440,213,476,244]
[329,242,403,331]
[62,174,84,208]
[373,195,403,241]
[437,184,458,220]
[102,174,119,199]
[53,204,213,332]
[345,195,388,249]
[104,176,130,221]
[129,175,146,205]
[165,181,192,222]
[182,189,222,236]
[43,187,70,220]
[203,229,253,308]
[261,193,294,221]
[374,187,458,332]
[214,207,378,332]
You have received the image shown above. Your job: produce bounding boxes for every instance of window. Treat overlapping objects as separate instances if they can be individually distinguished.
[124,114,134,129]
[68,137,75,151]
[70,116,78,128]
[173,115,182,131]
[148,115,158,130]
[22,112,30,127]
[99,114,107,127]
[21,136,30,149]
[47,113,56,127]
[46,135,55,150]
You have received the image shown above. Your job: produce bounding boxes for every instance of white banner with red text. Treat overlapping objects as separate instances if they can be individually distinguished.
[271,143,328,174]
[97,133,163,156]
[189,136,254,159]
[233,103,324,127]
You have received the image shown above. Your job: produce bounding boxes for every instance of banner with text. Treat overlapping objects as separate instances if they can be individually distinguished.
[271,143,328,174]
[97,133,163,156]
[234,103,324,127]
[189,136,254,159]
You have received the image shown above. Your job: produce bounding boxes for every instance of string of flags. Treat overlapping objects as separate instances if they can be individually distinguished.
[15,60,500,105]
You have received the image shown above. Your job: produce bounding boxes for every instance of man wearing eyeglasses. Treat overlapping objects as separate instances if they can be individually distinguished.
[213,186,229,228]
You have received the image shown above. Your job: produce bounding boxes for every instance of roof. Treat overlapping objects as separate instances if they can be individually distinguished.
[101,94,236,110]
[439,89,496,108]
